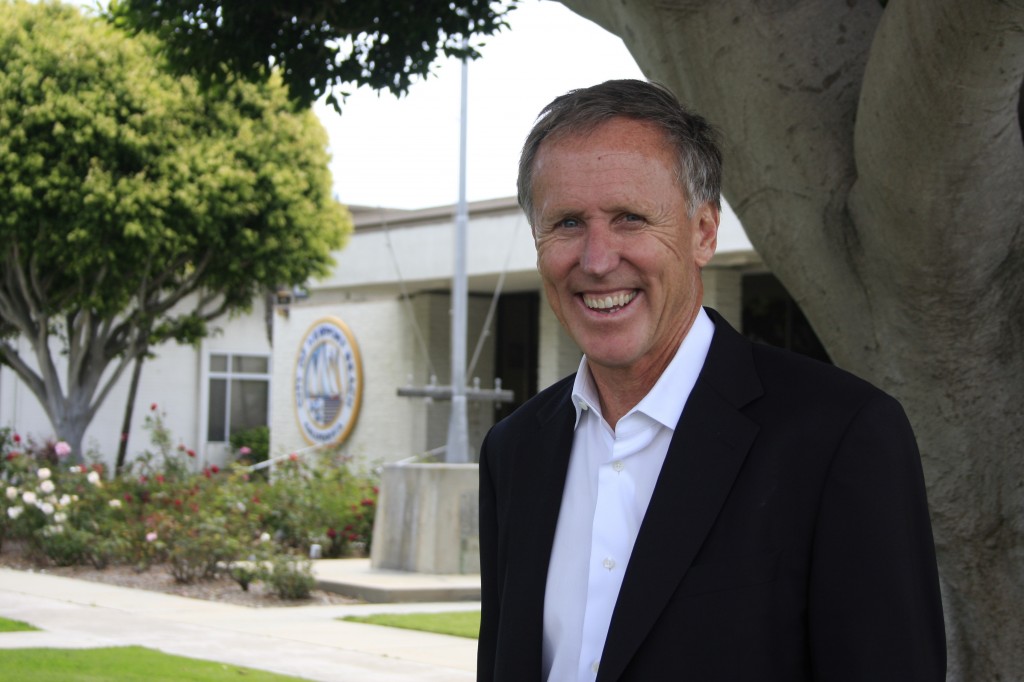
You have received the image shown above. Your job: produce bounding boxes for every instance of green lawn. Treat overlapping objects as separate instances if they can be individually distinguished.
[0,647,312,681]
[342,610,480,639]
[0,616,38,632]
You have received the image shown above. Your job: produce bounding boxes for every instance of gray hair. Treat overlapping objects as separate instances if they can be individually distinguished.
[517,79,722,224]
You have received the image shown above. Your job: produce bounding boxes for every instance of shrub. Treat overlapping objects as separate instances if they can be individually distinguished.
[230,426,270,473]
[265,553,316,600]
[1,416,378,600]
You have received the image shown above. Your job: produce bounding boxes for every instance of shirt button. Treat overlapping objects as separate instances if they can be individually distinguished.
[602,557,616,570]
[612,460,624,472]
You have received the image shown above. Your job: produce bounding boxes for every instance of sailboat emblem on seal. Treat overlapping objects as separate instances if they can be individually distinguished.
[294,317,363,446]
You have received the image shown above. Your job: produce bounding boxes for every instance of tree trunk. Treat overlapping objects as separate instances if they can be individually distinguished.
[559,0,1024,678]
[115,354,146,475]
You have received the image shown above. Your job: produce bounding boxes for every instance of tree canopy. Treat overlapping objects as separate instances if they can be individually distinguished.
[107,0,518,110]
[0,0,350,458]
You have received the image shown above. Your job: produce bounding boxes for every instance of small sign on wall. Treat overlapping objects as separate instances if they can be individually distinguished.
[294,317,363,446]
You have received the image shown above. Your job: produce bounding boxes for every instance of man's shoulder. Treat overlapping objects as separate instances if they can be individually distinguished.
[490,373,575,433]
[705,308,884,401]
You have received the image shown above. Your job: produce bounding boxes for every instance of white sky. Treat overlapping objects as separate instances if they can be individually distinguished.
[315,0,645,210]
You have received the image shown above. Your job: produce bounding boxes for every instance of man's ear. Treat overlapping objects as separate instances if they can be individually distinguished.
[694,202,720,267]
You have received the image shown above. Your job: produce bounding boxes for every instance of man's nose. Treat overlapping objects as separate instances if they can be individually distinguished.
[580,223,620,276]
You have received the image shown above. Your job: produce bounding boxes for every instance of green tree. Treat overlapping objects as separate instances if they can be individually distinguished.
[107,0,517,110]
[0,1,350,462]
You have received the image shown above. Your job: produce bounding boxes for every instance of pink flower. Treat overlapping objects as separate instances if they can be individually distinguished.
[150,403,158,411]
[239,446,252,456]
[146,532,158,543]
[12,433,21,444]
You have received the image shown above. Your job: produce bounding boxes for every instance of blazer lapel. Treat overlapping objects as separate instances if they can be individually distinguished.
[597,311,763,681]
[499,381,576,679]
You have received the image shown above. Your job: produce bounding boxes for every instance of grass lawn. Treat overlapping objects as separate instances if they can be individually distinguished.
[0,616,39,632]
[342,610,480,639]
[0,646,312,681]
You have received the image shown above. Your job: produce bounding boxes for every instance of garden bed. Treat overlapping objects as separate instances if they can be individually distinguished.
[0,539,357,608]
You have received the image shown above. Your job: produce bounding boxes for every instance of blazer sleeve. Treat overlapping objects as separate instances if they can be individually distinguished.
[477,430,499,682]
[808,392,946,680]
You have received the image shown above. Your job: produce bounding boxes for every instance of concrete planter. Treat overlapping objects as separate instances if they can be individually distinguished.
[370,463,479,575]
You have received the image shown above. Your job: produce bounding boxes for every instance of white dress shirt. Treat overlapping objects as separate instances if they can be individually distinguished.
[542,309,714,682]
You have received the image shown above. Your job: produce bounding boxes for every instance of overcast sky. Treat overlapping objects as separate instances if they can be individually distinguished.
[316,1,645,210]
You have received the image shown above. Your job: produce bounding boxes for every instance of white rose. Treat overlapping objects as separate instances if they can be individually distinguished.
[109,499,122,509]
[5,486,17,501]
[59,494,71,507]
[54,512,67,524]
[68,465,81,474]
[40,502,55,515]
[6,506,23,520]
[37,468,51,480]
[22,491,37,506]
[39,480,56,494]
[87,471,100,485]
[259,532,271,543]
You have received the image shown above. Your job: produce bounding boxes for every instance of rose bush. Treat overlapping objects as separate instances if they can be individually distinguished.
[0,416,377,598]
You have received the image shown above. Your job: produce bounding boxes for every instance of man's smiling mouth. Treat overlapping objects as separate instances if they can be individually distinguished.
[582,290,638,313]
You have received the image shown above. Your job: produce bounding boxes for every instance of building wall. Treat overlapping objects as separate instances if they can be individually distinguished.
[270,295,423,466]
[0,297,272,471]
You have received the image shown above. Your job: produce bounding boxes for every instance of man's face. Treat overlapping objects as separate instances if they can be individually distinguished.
[531,117,719,383]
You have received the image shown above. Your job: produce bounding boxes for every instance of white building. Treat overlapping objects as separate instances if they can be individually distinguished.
[1,196,828,471]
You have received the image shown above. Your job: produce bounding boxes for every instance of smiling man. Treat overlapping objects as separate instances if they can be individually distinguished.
[477,80,945,682]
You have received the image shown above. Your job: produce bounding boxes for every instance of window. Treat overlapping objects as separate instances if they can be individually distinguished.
[741,273,831,364]
[206,353,271,442]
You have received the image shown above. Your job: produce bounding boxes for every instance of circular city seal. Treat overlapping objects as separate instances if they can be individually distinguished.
[294,317,363,446]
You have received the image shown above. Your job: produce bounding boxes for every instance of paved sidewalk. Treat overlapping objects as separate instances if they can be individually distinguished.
[0,564,480,681]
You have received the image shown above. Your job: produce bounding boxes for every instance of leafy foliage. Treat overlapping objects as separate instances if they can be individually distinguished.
[107,0,518,110]
[0,1,351,455]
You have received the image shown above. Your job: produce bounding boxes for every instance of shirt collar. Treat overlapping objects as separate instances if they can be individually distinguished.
[570,307,716,430]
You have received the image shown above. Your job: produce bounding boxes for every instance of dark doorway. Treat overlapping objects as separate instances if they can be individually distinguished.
[742,273,831,363]
[494,292,540,421]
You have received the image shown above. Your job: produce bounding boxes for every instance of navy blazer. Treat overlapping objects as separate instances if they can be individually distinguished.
[478,308,945,681]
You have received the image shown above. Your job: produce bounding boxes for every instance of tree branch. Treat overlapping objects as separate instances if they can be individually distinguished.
[0,340,48,406]
[850,0,1024,292]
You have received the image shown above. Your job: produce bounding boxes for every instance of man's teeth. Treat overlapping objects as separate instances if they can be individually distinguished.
[584,291,637,310]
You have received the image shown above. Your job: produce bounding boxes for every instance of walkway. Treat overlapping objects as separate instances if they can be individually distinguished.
[0,561,480,682]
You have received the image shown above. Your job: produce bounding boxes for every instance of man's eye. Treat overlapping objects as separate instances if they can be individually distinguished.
[557,218,580,228]
[623,213,643,223]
